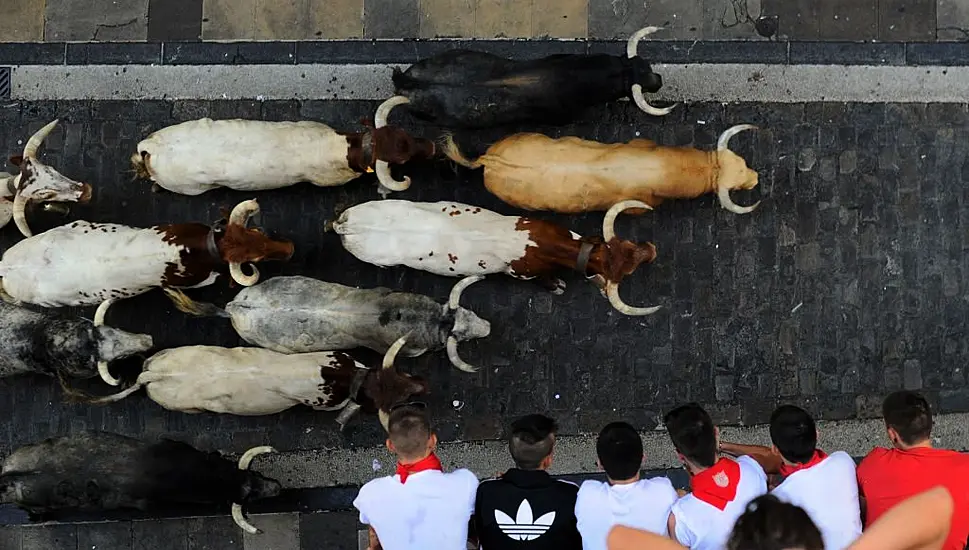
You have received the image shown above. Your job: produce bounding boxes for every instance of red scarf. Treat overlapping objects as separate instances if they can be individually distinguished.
[396,453,442,484]
[691,457,741,511]
[778,449,828,477]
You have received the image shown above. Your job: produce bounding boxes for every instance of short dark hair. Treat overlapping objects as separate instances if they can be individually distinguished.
[727,494,823,550]
[596,422,643,481]
[769,405,817,464]
[882,391,933,446]
[387,406,432,459]
[664,403,717,468]
[508,414,558,470]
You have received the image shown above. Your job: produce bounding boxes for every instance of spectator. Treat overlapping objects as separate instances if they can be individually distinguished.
[719,404,862,550]
[856,391,969,550]
[663,403,767,550]
[353,405,478,550]
[473,414,581,549]
[574,421,678,550]
[725,494,823,550]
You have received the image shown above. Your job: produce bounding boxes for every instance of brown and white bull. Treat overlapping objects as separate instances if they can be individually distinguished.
[330,200,660,316]
[131,118,436,198]
[80,336,427,431]
[442,124,761,214]
[1,120,93,237]
[0,200,294,385]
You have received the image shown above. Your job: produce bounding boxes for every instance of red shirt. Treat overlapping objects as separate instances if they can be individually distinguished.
[856,446,969,550]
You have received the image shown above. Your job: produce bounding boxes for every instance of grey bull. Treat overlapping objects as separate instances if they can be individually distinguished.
[166,275,491,372]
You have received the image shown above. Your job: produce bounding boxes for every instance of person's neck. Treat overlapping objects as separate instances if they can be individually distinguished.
[607,474,640,486]
[896,439,933,451]
[398,450,433,465]
[686,455,720,476]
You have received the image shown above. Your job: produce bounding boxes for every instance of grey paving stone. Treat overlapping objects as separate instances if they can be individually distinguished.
[364,0,419,38]
[0,526,22,550]
[299,512,359,550]
[147,0,203,41]
[818,0,877,39]
[132,518,189,550]
[187,517,243,550]
[589,0,651,39]
[938,0,969,40]
[879,0,936,40]
[76,521,133,550]
[44,0,149,41]
[21,524,76,550]
[761,0,819,38]
[243,514,299,550]
[702,0,763,39]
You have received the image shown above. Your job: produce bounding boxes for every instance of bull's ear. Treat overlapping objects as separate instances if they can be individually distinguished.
[8,155,23,167]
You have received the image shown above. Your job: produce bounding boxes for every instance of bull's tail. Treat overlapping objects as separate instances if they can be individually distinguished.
[129,151,151,181]
[163,288,230,318]
[441,135,484,170]
[61,374,147,404]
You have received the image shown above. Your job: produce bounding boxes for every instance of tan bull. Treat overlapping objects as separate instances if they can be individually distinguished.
[443,124,761,215]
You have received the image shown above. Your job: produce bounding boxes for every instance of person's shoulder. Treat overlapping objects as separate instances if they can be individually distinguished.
[825,450,858,469]
[446,468,479,488]
[576,479,607,500]
[554,478,580,495]
[737,454,768,477]
[857,447,891,471]
[356,475,396,503]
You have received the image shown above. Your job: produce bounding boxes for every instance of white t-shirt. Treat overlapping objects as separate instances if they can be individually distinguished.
[353,468,478,550]
[672,455,768,550]
[770,451,862,550]
[574,476,679,550]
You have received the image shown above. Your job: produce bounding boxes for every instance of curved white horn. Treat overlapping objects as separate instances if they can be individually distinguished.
[603,200,652,241]
[631,88,677,117]
[238,445,275,470]
[232,503,260,535]
[717,187,761,215]
[383,335,409,369]
[23,119,59,158]
[94,299,120,386]
[229,263,261,287]
[375,161,411,193]
[448,275,485,310]
[11,192,31,237]
[447,336,478,373]
[717,124,758,151]
[375,96,410,128]
[227,200,262,286]
[606,282,661,316]
[626,26,662,58]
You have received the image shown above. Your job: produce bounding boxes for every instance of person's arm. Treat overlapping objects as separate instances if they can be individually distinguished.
[848,486,953,550]
[666,513,677,539]
[368,526,382,550]
[719,441,783,474]
[607,525,687,550]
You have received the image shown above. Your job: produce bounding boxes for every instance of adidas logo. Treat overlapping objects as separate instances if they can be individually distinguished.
[495,499,555,541]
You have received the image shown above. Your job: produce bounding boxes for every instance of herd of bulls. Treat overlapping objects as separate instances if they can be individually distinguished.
[0,26,763,534]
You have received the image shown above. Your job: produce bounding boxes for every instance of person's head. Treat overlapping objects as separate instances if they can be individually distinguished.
[664,403,718,469]
[508,414,558,470]
[386,405,437,463]
[882,391,933,449]
[727,494,823,550]
[769,405,818,464]
[595,422,643,482]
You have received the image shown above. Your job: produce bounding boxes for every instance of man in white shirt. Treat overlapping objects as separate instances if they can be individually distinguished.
[574,421,679,550]
[663,403,768,550]
[719,404,862,550]
[353,405,478,550]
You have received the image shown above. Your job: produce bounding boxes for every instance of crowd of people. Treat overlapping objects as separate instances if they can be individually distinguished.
[352,390,969,550]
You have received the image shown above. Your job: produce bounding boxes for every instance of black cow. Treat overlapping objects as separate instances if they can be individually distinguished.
[0,431,281,533]
[376,26,673,129]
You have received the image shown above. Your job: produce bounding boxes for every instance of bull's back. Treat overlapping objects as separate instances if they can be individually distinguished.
[0,222,178,307]
[138,119,356,194]
[333,200,531,277]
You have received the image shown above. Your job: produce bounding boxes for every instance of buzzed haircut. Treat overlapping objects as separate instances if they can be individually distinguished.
[508,414,558,470]
[727,494,824,550]
[387,406,432,459]
[882,390,934,446]
[664,403,718,468]
[770,405,817,464]
[596,422,643,481]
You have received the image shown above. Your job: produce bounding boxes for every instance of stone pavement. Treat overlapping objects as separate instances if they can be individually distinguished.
[1,0,967,41]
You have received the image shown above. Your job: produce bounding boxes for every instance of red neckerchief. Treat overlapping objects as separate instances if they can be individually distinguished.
[396,453,442,484]
[778,449,828,477]
[690,457,741,511]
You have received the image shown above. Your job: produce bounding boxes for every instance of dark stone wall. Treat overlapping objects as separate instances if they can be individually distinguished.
[0,99,965,456]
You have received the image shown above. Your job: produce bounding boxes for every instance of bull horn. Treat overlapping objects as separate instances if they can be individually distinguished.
[23,119,59,159]
[374,96,410,128]
[626,28,675,117]
[232,504,260,535]
[374,97,413,196]
[238,445,275,470]
[606,282,661,316]
[94,299,121,386]
[383,335,409,370]
[447,336,478,373]
[228,200,261,286]
[448,275,484,310]
[716,124,761,214]
[379,409,391,432]
[11,192,31,237]
[603,200,652,242]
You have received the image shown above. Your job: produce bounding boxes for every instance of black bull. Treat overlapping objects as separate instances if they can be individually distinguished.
[0,432,280,532]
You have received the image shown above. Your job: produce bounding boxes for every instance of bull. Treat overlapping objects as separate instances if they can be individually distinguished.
[1,120,93,237]
[0,300,152,388]
[0,199,294,385]
[0,431,280,534]
[375,26,673,131]
[79,336,427,431]
[165,274,491,373]
[131,118,436,198]
[330,200,660,316]
[442,124,761,214]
